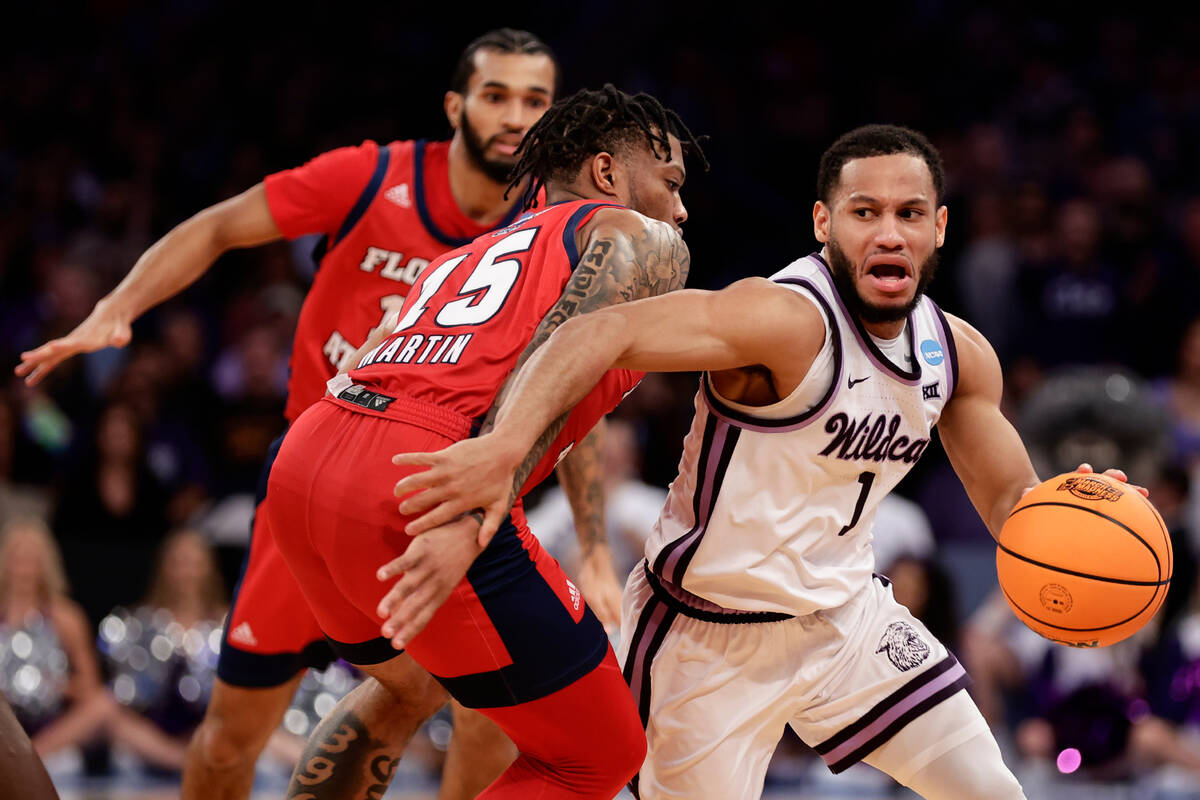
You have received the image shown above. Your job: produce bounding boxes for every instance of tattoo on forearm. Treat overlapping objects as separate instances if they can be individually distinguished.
[504,411,570,509]
[287,710,399,800]
[557,425,606,555]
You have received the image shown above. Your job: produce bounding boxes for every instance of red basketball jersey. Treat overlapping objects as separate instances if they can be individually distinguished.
[350,199,644,491]
[265,139,530,423]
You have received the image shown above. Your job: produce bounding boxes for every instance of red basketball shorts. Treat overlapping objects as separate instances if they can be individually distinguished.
[266,394,611,708]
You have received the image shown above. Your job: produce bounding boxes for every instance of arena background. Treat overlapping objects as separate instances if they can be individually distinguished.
[3,2,1199,798]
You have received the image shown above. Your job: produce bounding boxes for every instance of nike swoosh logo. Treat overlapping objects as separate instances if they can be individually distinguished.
[848,376,870,388]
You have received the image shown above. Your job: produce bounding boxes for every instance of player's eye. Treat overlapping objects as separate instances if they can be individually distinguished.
[526,97,548,109]
[854,208,873,218]
[666,180,681,192]
[900,208,923,219]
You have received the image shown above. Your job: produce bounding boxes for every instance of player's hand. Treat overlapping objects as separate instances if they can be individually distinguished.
[577,544,623,635]
[375,514,484,650]
[392,432,526,546]
[15,300,131,386]
[1074,462,1150,498]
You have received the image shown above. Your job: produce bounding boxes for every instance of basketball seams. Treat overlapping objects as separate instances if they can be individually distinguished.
[999,579,1163,633]
[1007,501,1163,581]
[1131,489,1172,579]
[994,541,1169,587]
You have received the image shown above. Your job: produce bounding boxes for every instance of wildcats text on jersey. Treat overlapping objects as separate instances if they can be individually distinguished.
[819,412,929,464]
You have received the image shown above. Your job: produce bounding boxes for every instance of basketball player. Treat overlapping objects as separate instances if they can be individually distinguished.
[386,124,1147,799]
[0,697,59,800]
[14,29,613,800]
[265,85,702,799]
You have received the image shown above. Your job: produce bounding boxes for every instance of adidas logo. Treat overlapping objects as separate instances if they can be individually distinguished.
[229,622,258,646]
[566,580,581,612]
[385,184,411,208]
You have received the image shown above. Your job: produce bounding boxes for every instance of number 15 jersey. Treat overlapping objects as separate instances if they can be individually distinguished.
[647,251,958,617]
[349,199,644,492]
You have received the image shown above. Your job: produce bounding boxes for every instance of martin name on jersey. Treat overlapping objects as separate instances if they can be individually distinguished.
[646,251,957,618]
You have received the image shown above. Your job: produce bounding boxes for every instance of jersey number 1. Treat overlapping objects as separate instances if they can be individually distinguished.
[837,471,875,536]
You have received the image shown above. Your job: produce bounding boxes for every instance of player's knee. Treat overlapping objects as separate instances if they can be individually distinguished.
[191,714,261,772]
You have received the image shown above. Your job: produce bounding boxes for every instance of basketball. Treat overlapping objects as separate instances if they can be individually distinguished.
[996,472,1172,648]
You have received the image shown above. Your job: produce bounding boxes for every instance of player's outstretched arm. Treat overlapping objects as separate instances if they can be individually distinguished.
[390,210,690,542]
[392,274,819,543]
[15,184,282,385]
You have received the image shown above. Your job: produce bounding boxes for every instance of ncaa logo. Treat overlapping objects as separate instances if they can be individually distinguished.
[920,339,944,366]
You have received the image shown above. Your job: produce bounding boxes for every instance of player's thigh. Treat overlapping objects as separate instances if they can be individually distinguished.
[791,575,971,774]
[621,570,794,800]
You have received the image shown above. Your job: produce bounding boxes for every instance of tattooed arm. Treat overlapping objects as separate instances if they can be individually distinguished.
[392,268,822,541]
[389,209,689,540]
[554,420,623,631]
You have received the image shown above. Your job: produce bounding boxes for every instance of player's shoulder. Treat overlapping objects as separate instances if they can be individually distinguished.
[724,276,826,330]
[941,310,1002,396]
[942,311,993,362]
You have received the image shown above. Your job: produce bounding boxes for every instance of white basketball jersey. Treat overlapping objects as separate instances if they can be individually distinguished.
[645,251,958,616]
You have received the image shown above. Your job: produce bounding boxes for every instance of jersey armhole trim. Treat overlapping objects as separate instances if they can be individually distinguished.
[927,299,959,400]
[311,142,393,267]
[700,277,842,432]
[561,202,626,266]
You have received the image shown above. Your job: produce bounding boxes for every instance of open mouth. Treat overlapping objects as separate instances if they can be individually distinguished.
[864,258,913,293]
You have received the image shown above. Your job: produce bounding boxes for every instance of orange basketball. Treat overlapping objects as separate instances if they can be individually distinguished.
[996,472,1171,648]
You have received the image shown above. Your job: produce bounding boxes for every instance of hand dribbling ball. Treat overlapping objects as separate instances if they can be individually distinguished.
[996,472,1171,648]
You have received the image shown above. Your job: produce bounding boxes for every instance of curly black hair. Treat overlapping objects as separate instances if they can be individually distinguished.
[507,83,708,206]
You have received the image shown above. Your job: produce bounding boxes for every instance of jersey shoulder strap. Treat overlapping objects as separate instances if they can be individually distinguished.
[310,142,394,267]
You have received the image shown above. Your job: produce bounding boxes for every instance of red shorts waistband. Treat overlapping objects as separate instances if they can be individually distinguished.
[323,384,474,442]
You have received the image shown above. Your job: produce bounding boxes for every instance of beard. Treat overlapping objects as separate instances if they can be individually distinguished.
[460,109,518,184]
[826,237,939,326]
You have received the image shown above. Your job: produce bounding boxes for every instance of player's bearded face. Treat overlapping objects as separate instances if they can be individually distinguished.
[826,235,939,325]
[460,107,519,184]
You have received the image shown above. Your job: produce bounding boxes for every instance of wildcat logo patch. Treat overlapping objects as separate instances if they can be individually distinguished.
[875,621,930,672]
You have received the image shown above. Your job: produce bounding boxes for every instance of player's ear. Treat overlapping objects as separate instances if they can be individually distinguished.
[444,91,464,131]
[813,201,831,243]
[935,205,948,248]
[590,152,620,198]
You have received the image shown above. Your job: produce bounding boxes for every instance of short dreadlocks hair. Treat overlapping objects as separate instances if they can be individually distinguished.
[816,124,946,205]
[450,29,561,97]
[507,84,708,206]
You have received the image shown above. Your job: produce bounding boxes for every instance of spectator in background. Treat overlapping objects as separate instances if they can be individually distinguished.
[1154,316,1200,472]
[53,401,168,627]
[0,517,109,764]
[98,528,225,773]
[1014,198,1129,370]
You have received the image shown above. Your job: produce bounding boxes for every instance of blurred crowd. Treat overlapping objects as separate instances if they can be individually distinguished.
[2,1,1200,793]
